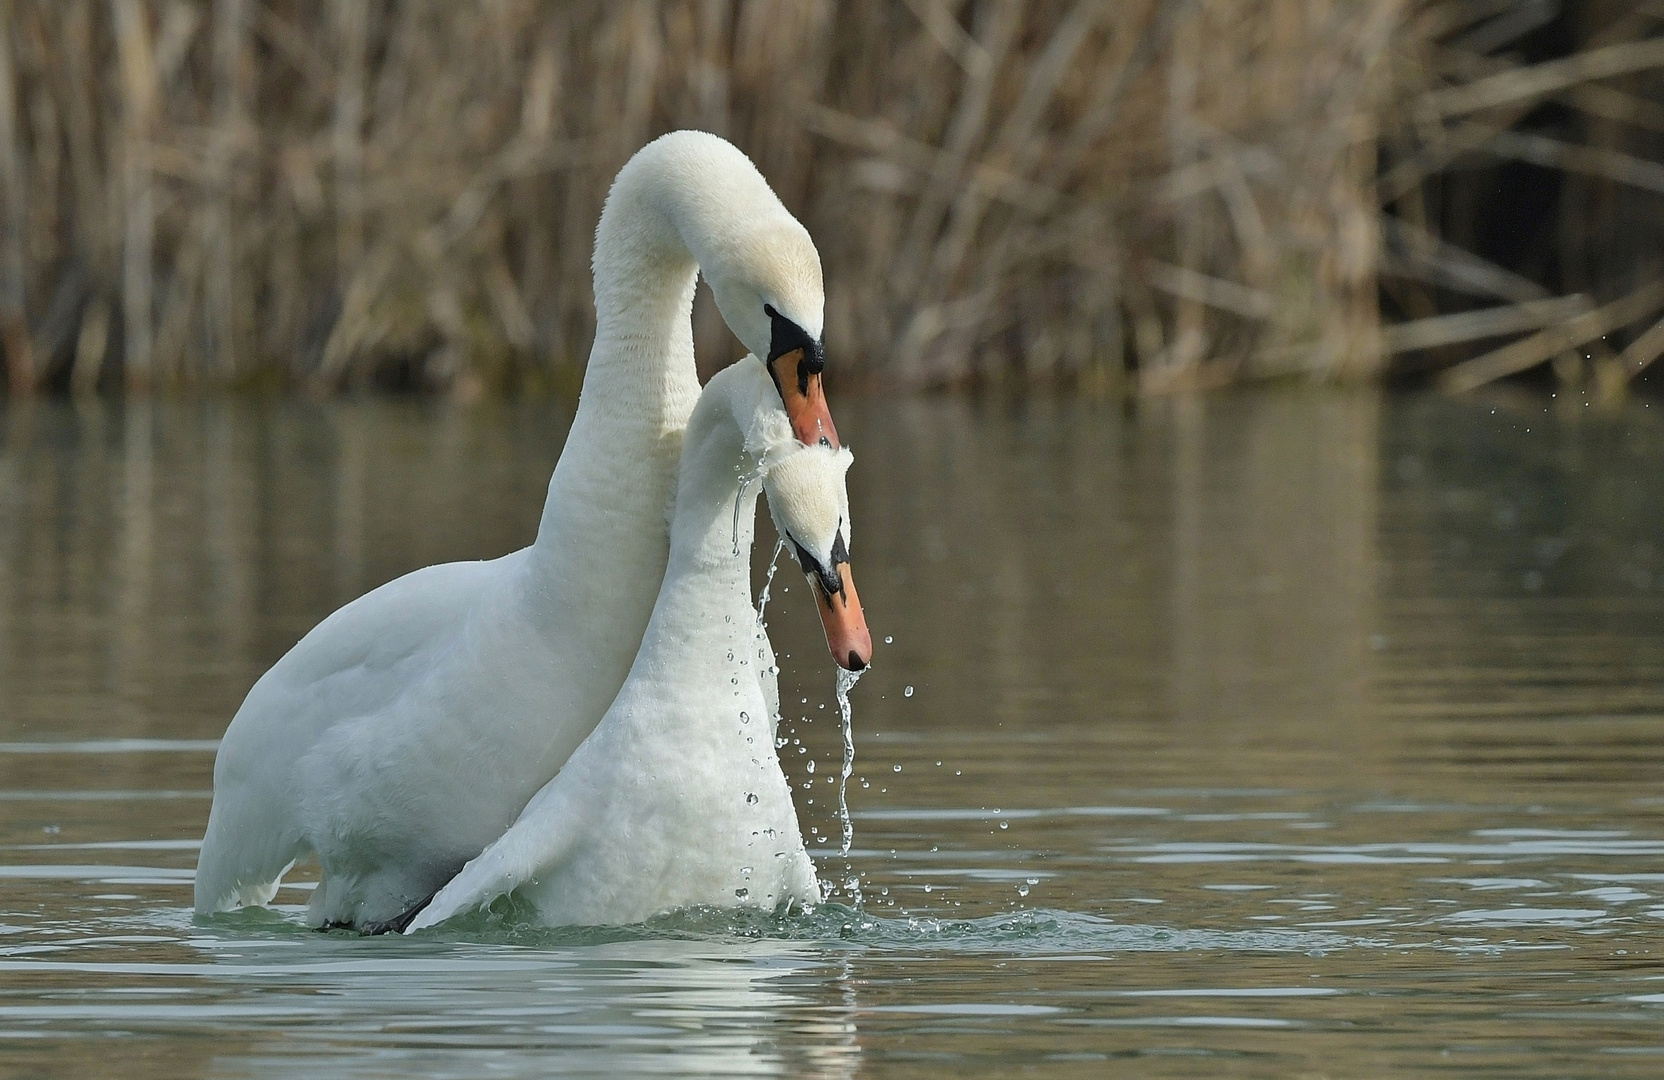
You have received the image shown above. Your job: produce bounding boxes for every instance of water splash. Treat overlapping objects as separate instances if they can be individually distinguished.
[730,462,767,555]
[835,666,863,861]
[756,538,786,624]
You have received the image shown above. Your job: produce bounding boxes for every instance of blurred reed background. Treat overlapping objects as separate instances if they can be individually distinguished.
[0,0,1659,397]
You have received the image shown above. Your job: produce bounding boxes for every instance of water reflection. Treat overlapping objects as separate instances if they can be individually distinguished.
[189,936,861,1080]
[5,388,1664,1076]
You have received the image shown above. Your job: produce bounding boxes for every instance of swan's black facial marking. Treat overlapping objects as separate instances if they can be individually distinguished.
[764,303,824,395]
[789,536,844,600]
[763,305,840,449]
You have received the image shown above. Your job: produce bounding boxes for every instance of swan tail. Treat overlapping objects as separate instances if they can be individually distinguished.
[193,792,304,915]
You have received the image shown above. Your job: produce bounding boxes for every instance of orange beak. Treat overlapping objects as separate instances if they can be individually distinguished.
[812,560,871,671]
[768,349,840,450]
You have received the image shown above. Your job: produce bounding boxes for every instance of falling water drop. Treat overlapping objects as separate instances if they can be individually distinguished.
[756,538,786,623]
[904,685,914,698]
[884,636,893,644]
[735,888,749,900]
[835,666,864,859]
[731,462,767,555]
[806,759,816,774]
[1017,883,1030,897]
[745,792,759,805]
[739,710,750,725]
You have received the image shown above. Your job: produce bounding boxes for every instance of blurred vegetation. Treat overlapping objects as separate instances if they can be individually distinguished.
[0,1,1659,397]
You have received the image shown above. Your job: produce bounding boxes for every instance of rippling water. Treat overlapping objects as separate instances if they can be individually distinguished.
[3,389,1664,1077]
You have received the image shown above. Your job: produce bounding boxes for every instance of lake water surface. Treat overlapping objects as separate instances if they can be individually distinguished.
[3,388,1664,1077]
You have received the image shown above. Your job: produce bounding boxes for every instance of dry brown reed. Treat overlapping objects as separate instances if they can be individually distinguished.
[0,1,1656,395]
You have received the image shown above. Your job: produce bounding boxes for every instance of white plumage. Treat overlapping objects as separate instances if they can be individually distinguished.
[194,131,830,929]
[408,359,854,930]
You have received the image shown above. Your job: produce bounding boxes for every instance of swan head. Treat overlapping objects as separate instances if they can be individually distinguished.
[704,236,840,455]
[609,130,839,452]
[759,442,871,673]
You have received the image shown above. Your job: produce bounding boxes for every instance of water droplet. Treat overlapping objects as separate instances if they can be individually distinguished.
[999,821,1009,830]
[739,710,750,724]
[884,636,893,644]
[727,651,735,661]
[1026,877,1039,886]
[776,736,788,748]
[893,764,902,773]
[735,888,749,900]
[903,685,914,698]
[741,866,753,877]
[923,884,933,894]
[730,676,739,685]
[861,779,869,788]
[806,759,816,774]
[745,792,759,804]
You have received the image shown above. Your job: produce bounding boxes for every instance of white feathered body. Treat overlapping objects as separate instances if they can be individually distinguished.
[409,361,824,930]
[195,129,824,927]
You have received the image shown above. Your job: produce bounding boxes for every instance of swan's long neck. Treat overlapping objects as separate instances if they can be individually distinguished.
[627,367,769,694]
[534,161,706,553]
[518,148,709,731]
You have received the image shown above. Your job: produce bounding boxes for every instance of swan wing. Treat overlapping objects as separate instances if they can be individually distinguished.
[196,556,511,913]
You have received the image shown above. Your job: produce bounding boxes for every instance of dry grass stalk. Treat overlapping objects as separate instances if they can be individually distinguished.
[1437,279,1664,391]
[0,0,1427,394]
[0,0,1652,395]
[0,0,34,393]
[1383,1,1664,392]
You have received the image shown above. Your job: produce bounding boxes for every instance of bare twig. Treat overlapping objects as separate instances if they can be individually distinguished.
[1425,37,1664,118]
[0,0,34,393]
[1385,295,1593,354]
[1438,280,1664,392]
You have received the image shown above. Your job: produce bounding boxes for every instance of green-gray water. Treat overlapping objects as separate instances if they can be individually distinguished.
[3,389,1664,1077]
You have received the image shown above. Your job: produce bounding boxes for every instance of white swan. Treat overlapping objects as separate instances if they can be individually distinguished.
[195,131,855,930]
[407,357,868,931]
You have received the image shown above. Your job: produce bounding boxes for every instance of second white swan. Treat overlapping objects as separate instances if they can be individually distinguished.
[408,357,868,930]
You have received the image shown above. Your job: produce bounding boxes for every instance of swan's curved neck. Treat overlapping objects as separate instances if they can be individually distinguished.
[531,155,713,565]
[580,178,704,424]
[631,366,771,674]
